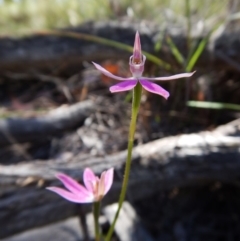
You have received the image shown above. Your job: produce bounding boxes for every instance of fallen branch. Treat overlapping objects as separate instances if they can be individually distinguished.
[103,202,155,241]
[0,119,239,238]
[0,20,240,75]
[0,100,94,146]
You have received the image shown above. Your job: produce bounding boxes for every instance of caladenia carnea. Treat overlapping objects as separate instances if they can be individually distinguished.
[47,32,194,241]
[93,31,195,241]
[47,168,114,241]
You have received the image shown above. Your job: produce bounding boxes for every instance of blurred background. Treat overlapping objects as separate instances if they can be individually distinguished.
[0,0,230,35]
[1,0,240,241]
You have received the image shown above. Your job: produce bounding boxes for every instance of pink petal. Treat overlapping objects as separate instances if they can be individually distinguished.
[47,187,94,203]
[140,79,169,99]
[110,80,138,93]
[83,168,97,192]
[92,62,130,81]
[103,168,114,195]
[144,71,195,81]
[56,173,90,196]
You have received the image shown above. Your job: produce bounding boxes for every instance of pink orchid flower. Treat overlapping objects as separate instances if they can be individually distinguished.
[93,32,195,99]
[47,168,114,203]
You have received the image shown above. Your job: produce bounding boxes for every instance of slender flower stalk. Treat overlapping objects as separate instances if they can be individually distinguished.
[105,82,142,241]
[93,31,195,241]
[93,201,101,241]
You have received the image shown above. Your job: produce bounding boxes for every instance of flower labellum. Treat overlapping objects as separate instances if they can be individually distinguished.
[47,168,114,203]
[93,31,195,99]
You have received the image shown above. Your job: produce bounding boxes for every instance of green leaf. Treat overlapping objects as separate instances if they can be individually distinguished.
[185,37,208,72]
[187,101,240,111]
[166,36,185,65]
[186,23,222,72]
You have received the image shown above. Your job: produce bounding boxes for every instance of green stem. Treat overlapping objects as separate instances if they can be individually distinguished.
[105,83,142,241]
[93,201,101,241]
[185,0,191,51]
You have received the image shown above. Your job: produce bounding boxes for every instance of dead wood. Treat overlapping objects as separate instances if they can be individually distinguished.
[0,118,239,238]
[0,20,239,75]
[0,100,94,146]
[103,202,155,241]
[1,218,86,241]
